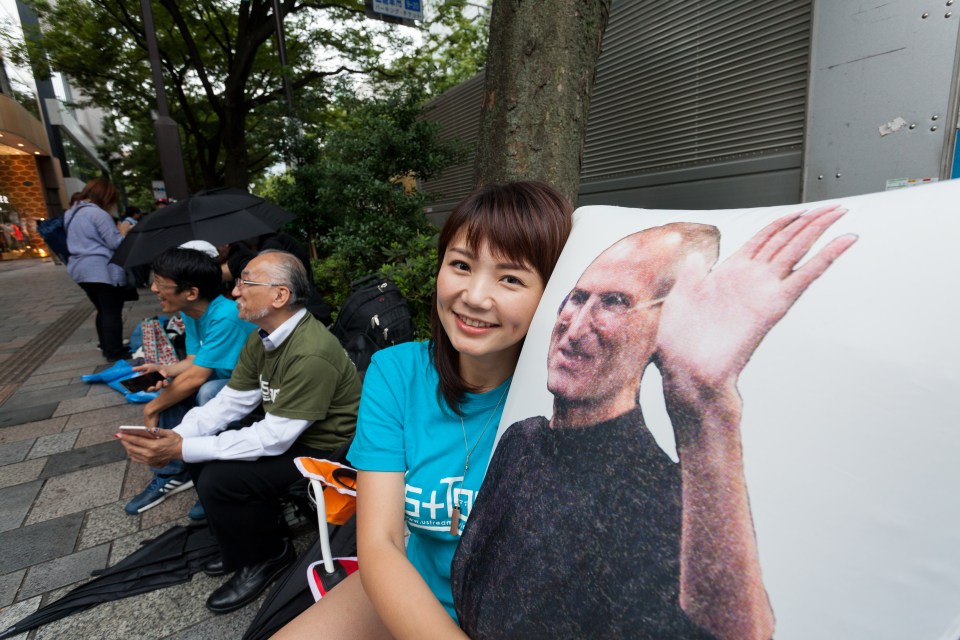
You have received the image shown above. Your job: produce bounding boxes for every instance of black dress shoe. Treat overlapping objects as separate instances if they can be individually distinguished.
[205,541,295,614]
[202,557,227,577]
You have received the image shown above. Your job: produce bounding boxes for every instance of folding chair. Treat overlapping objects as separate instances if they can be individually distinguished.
[294,457,360,599]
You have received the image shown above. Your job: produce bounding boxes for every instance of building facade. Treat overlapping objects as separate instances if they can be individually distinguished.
[421,0,960,221]
[0,91,65,259]
[0,0,110,261]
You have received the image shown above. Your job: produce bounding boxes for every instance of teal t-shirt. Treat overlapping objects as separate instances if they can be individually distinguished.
[182,295,256,380]
[348,341,510,621]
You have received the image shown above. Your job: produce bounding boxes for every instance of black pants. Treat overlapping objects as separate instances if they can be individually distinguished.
[186,442,333,570]
[78,282,129,359]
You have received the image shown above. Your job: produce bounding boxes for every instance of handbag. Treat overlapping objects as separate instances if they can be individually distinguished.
[139,317,179,366]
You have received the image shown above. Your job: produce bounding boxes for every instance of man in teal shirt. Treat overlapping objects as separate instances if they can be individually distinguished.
[124,243,256,516]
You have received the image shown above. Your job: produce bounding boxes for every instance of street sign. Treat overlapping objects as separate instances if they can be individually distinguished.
[151,180,167,203]
[371,0,422,22]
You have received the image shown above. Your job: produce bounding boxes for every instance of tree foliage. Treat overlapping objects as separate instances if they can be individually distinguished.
[9,0,391,191]
[387,0,489,96]
[275,85,463,229]
[259,82,465,335]
[4,0,486,195]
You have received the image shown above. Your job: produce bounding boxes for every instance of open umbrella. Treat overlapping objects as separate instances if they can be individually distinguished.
[111,188,296,267]
[0,524,219,639]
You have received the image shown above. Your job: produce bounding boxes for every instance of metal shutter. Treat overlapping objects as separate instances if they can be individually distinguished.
[581,0,812,182]
[420,73,484,216]
[420,0,812,214]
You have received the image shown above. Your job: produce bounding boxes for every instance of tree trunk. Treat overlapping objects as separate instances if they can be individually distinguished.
[474,0,611,207]
[222,107,250,189]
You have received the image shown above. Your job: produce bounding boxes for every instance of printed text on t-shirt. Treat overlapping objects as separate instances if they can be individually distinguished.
[405,477,474,533]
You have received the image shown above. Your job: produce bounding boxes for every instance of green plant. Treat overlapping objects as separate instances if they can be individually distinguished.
[276,84,464,340]
[268,83,466,248]
[378,232,439,340]
[311,253,354,312]
[312,226,438,340]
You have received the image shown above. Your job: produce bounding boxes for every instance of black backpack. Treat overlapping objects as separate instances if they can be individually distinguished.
[330,275,414,377]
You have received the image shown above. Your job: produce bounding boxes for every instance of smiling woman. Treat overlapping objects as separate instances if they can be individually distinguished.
[274,182,573,640]
[434,241,544,375]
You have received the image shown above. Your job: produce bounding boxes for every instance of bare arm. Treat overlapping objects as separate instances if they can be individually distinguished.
[135,357,194,380]
[357,470,467,640]
[655,206,857,639]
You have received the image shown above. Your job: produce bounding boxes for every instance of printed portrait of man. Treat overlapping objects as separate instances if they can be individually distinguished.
[452,207,857,640]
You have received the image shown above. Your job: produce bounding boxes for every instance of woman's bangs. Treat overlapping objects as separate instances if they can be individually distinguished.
[459,209,536,273]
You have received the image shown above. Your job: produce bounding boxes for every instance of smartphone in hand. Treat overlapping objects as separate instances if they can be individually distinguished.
[118,425,159,438]
[119,371,165,394]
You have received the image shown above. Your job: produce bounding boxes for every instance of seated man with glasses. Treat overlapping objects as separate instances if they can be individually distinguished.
[124,242,257,517]
[119,249,362,614]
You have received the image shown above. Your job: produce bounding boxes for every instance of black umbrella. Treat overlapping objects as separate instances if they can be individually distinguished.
[0,524,219,639]
[111,188,296,267]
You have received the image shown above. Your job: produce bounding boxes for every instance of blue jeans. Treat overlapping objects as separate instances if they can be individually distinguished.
[152,378,230,476]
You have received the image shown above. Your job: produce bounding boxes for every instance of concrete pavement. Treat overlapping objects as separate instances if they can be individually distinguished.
[0,258,305,639]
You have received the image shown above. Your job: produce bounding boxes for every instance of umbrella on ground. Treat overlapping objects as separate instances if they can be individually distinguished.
[111,188,296,268]
[0,524,219,639]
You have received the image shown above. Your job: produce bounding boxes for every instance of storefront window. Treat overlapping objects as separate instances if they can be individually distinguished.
[0,201,47,260]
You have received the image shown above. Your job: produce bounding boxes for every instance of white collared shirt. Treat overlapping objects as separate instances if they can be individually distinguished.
[259,308,308,352]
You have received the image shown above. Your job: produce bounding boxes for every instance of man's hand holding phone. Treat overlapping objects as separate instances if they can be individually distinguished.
[117,426,183,467]
[131,363,171,392]
[120,371,167,394]
[117,425,159,438]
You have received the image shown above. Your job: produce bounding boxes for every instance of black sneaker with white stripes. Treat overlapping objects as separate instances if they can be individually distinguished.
[124,471,194,515]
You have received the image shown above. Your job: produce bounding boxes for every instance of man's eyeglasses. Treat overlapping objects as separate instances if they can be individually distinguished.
[558,289,666,325]
[149,279,179,290]
[235,278,285,290]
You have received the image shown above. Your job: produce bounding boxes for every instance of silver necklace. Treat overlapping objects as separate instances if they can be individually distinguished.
[450,384,509,535]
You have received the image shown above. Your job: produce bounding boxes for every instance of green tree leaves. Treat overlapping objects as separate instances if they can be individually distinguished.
[4,0,487,196]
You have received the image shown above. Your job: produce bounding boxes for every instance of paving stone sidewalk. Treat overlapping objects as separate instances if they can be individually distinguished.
[0,259,305,639]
